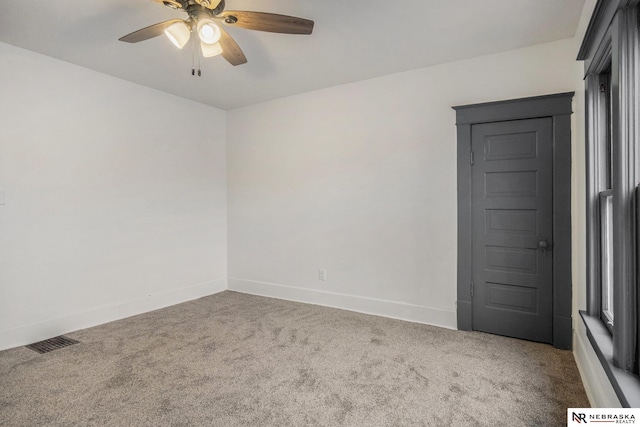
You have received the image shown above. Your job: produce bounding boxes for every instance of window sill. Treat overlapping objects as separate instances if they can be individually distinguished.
[581,311,640,407]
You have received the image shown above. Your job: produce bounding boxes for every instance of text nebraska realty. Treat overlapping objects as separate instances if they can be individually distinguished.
[574,412,636,424]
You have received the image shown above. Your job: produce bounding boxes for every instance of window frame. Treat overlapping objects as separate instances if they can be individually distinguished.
[584,53,613,325]
[579,0,640,407]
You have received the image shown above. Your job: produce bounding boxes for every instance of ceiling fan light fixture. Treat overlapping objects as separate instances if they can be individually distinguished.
[201,41,223,58]
[197,19,221,45]
[164,21,191,49]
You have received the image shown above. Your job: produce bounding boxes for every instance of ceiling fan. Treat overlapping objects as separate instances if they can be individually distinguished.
[119,0,314,70]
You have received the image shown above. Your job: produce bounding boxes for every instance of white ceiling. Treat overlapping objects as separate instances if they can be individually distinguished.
[0,0,586,110]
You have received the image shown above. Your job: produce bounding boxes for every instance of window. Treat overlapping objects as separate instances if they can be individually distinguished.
[578,1,640,407]
[600,190,613,329]
[599,67,614,331]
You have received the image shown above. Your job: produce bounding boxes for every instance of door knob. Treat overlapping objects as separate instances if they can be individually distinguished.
[538,239,550,253]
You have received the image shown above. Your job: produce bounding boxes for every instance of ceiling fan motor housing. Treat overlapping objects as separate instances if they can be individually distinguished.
[196,0,222,9]
[170,0,225,16]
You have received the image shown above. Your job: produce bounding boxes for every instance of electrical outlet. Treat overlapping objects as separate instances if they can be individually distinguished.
[318,268,327,281]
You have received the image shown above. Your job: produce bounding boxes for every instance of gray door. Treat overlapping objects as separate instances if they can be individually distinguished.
[471,118,553,343]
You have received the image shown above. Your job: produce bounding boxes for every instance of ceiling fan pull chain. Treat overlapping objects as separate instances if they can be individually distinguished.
[191,26,196,76]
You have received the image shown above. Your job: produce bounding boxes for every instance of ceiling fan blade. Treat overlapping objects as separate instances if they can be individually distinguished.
[218,27,247,66]
[119,19,185,43]
[219,11,314,35]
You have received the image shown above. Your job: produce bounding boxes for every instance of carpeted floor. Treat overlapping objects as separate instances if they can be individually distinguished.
[0,291,589,426]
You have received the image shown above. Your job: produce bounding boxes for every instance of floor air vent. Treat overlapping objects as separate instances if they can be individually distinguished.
[26,336,79,354]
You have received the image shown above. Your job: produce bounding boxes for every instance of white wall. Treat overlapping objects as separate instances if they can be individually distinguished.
[227,38,583,329]
[0,42,227,351]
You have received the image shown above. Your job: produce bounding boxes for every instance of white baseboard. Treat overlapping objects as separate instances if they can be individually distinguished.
[0,278,227,352]
[228,277,457,330]
[573,320,621,408]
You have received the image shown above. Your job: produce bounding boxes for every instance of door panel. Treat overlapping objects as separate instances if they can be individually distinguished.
[471,118,553,343]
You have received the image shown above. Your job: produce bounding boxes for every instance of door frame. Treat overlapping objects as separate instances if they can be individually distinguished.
[453,92,574,349]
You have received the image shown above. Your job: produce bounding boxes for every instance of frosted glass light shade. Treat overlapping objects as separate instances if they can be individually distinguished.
[201,41,223,58]
[197,19,221,45]
[164,21,191,49]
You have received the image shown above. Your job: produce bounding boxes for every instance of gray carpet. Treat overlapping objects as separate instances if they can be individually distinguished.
[0,291,589,426]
